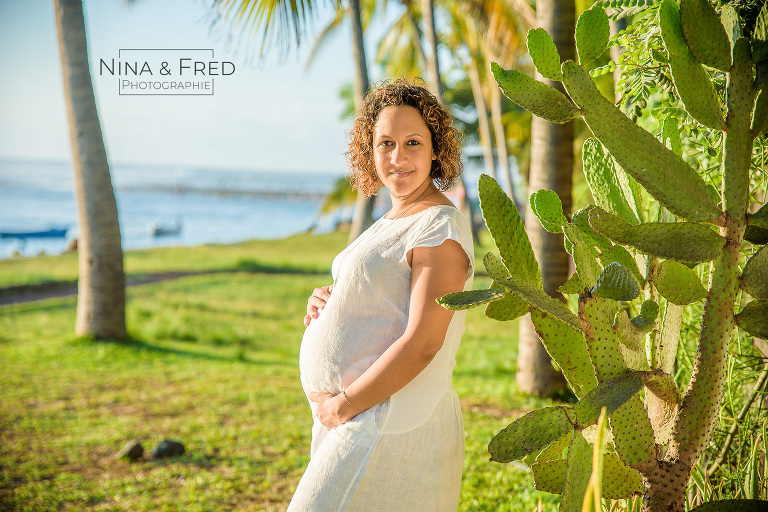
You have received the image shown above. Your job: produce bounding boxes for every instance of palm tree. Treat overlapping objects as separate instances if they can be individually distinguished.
[54,0,126,340]
[516,0,575,397]
[345,0,377,242]
[210,0,376,242]
[443,0,531,199]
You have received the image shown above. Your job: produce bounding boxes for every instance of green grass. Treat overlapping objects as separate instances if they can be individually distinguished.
[0,232,562,511]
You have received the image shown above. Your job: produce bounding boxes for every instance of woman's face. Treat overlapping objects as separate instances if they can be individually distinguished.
[372,105,436,197]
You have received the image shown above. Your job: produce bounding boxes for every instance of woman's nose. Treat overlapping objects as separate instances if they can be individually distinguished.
[390,144,408,165]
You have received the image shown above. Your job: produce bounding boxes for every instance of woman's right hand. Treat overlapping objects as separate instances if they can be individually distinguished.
[303,284,333,326]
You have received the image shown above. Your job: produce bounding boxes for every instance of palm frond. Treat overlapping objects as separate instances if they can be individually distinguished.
[304,6,346,71]
[209,0,322,58]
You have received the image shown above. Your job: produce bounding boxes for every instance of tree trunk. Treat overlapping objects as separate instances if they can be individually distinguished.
[420,0,443,98]
[402,0,427,68]
[468,62,496,180]
[55,0,126,340]
[347,0,376,243]
[516,0,574,397]
[489,76,517,202]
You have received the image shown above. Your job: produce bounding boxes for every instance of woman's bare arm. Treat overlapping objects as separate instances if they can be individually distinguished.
[310,238,470,428]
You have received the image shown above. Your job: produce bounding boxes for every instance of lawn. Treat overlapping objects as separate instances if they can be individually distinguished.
[0,232,563,511]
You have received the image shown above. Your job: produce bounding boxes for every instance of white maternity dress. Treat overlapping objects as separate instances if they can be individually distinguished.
[288,204,474,512]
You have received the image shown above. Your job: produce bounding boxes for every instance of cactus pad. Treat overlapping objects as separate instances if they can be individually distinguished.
[484,291,530,321]
[654,259,708,305]
[563,224,602,288]
[559,273,585,295]
[749,204,768,232]
[719,4,741,50]
[532,453,643,499]
[753,89,768,136]
[614,309,652,371]
[531,309,597,398]
[599,245,645,285]
[735,300,768,339]
[527,28,563,81]
[620,341,651,371]
[537,432,571,463]
[614,310,648,352]
[478,174,541,286]
[561,60,721,223]
[530,189,568,233]
[572,206,611,247]
[572,373,644,428]
[491,63,580,124]
[608,394,657,468]
[679,0,732,71]
[531,458,568,494]
[500,275,584,333]
[582,298,656,468]
[484,252,511,282]
[582,297,627,381]
[745,225,768,245]
[588,207,724,263]
[743,246,768,300]
[659,0,727,130]
[438,288,506,310]
[631,300,659,331]
[590,262,640,301]
[561,431,592,512]
[488,407,573,463]
[638,370,682,407]
[575,4,610,65]
[582,138,639,225]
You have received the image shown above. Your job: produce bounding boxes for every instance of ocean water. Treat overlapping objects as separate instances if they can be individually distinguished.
[0,159,342,260]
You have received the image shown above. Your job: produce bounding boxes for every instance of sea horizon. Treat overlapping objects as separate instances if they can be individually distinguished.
[0,159,348,261]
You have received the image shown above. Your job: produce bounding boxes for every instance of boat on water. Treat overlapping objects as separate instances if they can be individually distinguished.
[0,228,68,239]
[148,219,182,237]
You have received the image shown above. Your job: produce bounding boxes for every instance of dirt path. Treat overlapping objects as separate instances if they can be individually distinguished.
[0,271,209,306]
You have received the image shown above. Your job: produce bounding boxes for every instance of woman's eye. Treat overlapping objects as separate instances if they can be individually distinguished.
[378,140,392,147]
[406,140,420,145]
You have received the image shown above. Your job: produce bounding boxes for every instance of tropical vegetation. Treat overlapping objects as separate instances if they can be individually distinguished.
[440,0,768,510]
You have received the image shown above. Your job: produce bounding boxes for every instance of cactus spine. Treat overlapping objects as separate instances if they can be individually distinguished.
[440,2,767,510]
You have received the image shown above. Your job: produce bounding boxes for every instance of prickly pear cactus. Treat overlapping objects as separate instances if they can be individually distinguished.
[440,1,768,511]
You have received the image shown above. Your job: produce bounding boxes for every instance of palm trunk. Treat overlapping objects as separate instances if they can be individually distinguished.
[468,61,496,180]
[489,76,517,202]
[420,0,443,98]
[347,0,375,243]
[55,0,126,340]
[402,0,427,68]
[516,0,574,397]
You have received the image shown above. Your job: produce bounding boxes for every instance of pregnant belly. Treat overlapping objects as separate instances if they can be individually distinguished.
[298,309,403,395]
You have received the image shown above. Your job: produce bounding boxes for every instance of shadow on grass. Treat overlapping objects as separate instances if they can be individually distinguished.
[68,335,292,368]
[1,259,328,306]
[231,258,327,275]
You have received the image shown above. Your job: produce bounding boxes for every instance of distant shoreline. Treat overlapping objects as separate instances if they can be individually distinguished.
[119,184,327,200]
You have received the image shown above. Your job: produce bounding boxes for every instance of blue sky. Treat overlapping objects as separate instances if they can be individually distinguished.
[0,0,398,173]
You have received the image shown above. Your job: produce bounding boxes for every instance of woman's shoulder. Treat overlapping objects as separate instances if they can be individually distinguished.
[408,203,471,244]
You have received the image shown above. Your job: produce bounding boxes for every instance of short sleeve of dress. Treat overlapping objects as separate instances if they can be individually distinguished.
[404,206,474,277]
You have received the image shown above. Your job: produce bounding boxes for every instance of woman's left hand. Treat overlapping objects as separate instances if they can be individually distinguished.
[308,391,351,429]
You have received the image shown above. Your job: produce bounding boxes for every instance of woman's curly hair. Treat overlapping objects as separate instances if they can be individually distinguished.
[347,78,463,197]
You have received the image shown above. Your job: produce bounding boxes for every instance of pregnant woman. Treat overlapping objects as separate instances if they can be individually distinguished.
[288,79,474,511]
